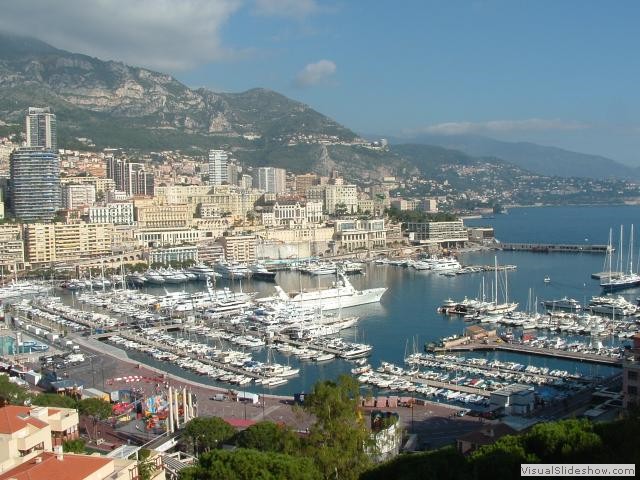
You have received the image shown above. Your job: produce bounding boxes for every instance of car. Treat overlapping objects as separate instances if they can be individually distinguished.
[456,410,467,417]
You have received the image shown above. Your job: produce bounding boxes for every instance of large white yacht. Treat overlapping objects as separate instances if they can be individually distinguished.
[263,273,386,310]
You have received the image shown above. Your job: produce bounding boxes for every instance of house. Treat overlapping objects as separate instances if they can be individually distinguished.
[456,423,517,455]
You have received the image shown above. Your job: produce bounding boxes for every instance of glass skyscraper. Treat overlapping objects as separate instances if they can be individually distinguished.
[10,107,60,222]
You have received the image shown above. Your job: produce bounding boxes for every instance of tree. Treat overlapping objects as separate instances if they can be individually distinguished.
[78,398,112,420]
[0,375,32,406]
[32,393,78,409]
[180,449,321,480]
[183,417,236,455]
[63,439,86,453]
[236,421,301,455]
[302,375,372,480]
[334,202,349,217]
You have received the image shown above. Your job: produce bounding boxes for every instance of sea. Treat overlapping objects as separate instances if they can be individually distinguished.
[112,205,640,395]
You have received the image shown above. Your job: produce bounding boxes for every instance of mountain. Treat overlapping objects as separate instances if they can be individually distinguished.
[389,133,640,181]
[0,33,356,152]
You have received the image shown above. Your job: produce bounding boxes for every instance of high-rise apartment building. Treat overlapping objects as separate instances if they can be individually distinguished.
[106,156,154,196]
[208,150,228,185]
[10,147,60,222]
[25,107,57,151]
[258,167,286,194]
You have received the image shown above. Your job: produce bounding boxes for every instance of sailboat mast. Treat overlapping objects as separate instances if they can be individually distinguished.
[494,256,498,305]
[630,224,634,274]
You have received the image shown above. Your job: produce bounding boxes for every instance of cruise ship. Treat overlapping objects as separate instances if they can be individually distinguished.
[0,281,50,300]
[264,273,386,310]
[248,264,277,281]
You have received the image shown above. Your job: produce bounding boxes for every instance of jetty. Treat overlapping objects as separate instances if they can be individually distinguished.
[498,243,609,254]
[433,340,624,366]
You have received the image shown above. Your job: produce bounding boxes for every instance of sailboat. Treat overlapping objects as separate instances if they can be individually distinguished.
[600,225,640,292]
[485,256,518,316]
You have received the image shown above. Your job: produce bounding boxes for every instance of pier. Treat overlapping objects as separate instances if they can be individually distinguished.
[434,340,623,366]
[498,243,609,254]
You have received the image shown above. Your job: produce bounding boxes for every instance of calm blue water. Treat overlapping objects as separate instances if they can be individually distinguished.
[116,206,640,394]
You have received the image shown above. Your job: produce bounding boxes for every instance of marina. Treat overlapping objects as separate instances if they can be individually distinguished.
[1,206,638,407]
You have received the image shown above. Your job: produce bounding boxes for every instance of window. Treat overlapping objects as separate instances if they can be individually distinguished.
[628,370,638,381]
[628,385,638,395]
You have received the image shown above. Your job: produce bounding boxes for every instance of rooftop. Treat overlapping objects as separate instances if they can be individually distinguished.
[0,452,112,480]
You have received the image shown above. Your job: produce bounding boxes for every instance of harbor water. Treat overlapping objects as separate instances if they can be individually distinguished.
[112,205,638,394]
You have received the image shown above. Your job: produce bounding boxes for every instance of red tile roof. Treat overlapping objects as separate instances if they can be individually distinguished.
[0,452,112,480]
[0,405,48,434]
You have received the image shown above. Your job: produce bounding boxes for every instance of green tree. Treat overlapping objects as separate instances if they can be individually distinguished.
[236,421,301,455]
[334,202,349,217]
[183,417,236,455]
[136,448,159,480]
[32,393,78,409]
[523,419,601,462]
[180,449,321,480]
[63,438,86,453]
[302,374,372,480]
[78,398,112,420]
[0,375,33,406]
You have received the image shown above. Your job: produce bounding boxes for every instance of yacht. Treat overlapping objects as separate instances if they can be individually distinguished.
[161,268,188,284]
[248,264,277,281]
[144,270,165,285]
[263,273,386,310]
[215,261,250,279]
[541,297,582,312]
[0,281,50,299]
[188,264,219,280]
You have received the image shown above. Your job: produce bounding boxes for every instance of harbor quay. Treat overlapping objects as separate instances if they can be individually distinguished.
[437,339,623,366]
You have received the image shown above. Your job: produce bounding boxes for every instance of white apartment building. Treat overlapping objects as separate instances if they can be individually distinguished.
[406,220,468,247]
[208,150,228,185]
[62,184,96,209]
[325,184,358,215]
[88,202,134,225]
[334,219,386,252]
[257,167,286,194]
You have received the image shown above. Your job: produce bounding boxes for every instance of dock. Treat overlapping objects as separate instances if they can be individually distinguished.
[499,243,609,254]
[434,340,624,366]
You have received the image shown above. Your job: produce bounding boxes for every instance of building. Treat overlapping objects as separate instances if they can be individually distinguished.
[149,245,198,265]
[227,163,240,186]
[62,183,96,210]
[489,384,535,416]
[0,450,164,480]
[0,404,79,472]
[10,147,60,222]
[219,234,256,263]
[622,334,640,409]
[196,240,225,264]
[106,156,154,196]
[135,203,192,228]
[24,223,114,264]
[406,220,468,248]
[61,176,116,196]
[324,184,358,215]
[155,185,261,220]
[239,174,253,190]
[468,227,495,245]
[208,150,228,185]
[88,202,134,225]
[257,167,286,194]
[261,201,324,227]
[295,173,318,197]
[25,107,56,151]
[456,423,517,455]
[135,227,203,248]
[0,224,25,270]
[334,219,386,252]
[420,198,438,213]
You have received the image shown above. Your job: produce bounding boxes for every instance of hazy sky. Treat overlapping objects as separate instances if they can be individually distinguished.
[1,0,639,164]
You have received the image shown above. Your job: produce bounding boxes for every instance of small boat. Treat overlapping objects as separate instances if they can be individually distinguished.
[544,276,551,283]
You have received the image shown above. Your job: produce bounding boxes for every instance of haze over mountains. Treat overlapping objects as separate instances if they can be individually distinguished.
[0,32,635,182]
[387,133,640,181]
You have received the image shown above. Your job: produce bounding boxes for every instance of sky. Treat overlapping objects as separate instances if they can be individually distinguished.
[1,0,639,164]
